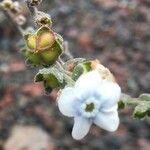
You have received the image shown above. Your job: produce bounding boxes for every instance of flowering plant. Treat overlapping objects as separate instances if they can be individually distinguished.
[0,0,149,140]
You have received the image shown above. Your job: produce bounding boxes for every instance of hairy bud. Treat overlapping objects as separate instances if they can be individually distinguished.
[34,11,52,27]
[28,0,42,7]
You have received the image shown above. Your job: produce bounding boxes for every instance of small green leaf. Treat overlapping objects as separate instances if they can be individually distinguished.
[134,104,147,119]
[133,100,150,119]
[21,48,41,65]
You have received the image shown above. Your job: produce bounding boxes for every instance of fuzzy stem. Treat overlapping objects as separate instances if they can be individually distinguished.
[63,41,73,59]
[26,0,38,17]
[56,61,75,86]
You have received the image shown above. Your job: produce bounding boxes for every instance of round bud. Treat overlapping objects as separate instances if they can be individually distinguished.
[34,11,52,27]
[29,0,42,7]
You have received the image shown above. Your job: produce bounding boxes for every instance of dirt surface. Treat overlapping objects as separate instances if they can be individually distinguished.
[0,0,150,149]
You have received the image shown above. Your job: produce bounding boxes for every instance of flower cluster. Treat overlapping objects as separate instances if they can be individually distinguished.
[58,63,121,140]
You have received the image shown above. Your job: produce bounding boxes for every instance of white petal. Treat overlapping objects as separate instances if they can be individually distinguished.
[98,81,121,109]
[72,117,92,140]
[74,71,102,100]
[58,87,77,117]
[94,110,119,132]
[75,70,102,88]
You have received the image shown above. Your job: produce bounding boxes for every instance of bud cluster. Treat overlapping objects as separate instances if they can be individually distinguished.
[22,26,63,66]
[0,0,26,25]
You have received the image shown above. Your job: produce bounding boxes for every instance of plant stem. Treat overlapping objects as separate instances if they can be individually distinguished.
[63,41,73,59]
[56,61,75,86]
[26,0,38,17]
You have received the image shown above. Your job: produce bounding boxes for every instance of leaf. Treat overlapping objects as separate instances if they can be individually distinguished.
[133,101,150,119]
[139,93,150,101]
[119,93,150,119]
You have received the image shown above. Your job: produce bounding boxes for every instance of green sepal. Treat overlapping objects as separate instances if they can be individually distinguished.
[24,34,36,51]
[39,40,63,66]
[21,48,41,65]
[36,26,55,50]
[24,26,56,52]
[34,67,64,94]
[72,61,92,81]
[118,100,125,109]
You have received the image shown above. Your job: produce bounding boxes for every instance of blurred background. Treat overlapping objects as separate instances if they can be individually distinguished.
[0,0,150,149]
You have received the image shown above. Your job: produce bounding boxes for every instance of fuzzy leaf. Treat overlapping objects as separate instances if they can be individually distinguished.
[139,93,150,101]
[133,101,150,119]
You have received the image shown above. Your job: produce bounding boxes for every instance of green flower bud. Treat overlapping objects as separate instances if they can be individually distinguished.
[23,26,63,66]
[21,48,41,65]
[35,67,64,94]
[24,26,55,51]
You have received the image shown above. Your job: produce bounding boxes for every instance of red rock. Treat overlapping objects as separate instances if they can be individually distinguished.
[78,32,93,53]
[9,60,26,72]
[21,83,43,97]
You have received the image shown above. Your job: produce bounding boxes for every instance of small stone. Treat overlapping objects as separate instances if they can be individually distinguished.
[4,125,55,150]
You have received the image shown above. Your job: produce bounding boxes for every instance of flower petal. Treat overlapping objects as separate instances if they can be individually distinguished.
[94,110,119,132]
[58,87,77,117]
[72,117,92,140]
[74,71,102,100]
[97,81,121,109]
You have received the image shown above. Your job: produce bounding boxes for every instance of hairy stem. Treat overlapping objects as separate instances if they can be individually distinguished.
[26,0,38,17]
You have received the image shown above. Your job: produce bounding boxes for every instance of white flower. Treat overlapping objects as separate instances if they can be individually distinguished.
[58,69,121,140]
